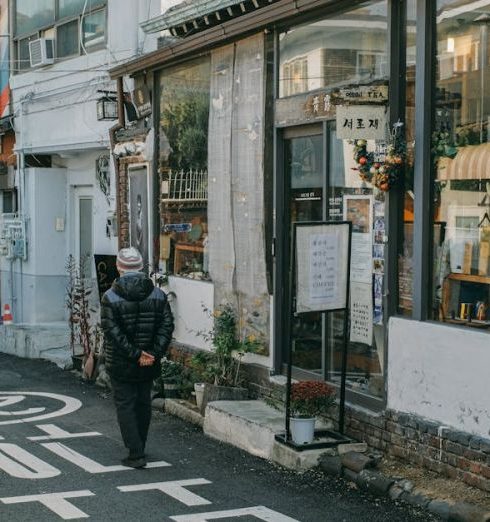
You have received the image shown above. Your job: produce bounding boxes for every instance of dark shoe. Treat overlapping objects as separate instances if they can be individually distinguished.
[122,456,147,468]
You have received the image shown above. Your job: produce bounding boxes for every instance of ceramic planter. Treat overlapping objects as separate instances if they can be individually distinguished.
[199,384,248,415]
[290,417,316,445]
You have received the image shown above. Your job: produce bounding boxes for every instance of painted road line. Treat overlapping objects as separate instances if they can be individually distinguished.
[170,506,301,522]
[28,423,102,441]
[0,395,45,416]
[0,392,82,426]
[42,442,171,473]
[118,479,212,506]
[0,443,61,479]
[0,490,94,520]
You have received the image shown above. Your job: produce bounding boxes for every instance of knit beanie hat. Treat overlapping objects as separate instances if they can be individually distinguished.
[116,247,143,273]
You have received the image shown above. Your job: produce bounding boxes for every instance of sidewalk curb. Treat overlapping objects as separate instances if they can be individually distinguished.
[319,456,490,522]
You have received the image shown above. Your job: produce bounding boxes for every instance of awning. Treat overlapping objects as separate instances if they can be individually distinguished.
[437,142,490,181]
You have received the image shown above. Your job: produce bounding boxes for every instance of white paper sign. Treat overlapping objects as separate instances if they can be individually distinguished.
[343,195,373,284]
[296,223,350,313]
[350,281,373,344]
[336,105,387,140]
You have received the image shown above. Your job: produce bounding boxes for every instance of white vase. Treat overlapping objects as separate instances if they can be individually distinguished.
[290,417,316,445]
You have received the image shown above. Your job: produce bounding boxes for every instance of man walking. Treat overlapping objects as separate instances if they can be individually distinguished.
[101,247,174,468]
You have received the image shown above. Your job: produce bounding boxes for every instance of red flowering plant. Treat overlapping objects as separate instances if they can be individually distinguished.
[290,381,336,419]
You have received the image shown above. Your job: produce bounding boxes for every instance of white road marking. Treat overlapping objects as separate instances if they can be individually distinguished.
[0,396,45,416]
[0,490,94,520]
[0,392,82,426]
[118,479,212,506]
[28,423,102,441]
[42,442,171,473]
[170,506,301,522]
[0,443,61,479]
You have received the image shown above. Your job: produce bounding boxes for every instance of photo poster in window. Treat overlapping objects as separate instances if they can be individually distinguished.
[128,167,150,272]
[350,281,373,345]
[295,223,350,314]
[343,194,373,284]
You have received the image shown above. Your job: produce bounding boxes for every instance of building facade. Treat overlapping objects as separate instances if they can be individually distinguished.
[109,0,490,491]
[0,0,161,347]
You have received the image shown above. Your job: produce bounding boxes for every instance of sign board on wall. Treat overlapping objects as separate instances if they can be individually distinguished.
[332,85,388,105]
[336,105,387,140]
[295,222,351,313]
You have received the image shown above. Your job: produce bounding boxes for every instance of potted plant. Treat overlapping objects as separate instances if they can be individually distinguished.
[158,357,189,399]
[192,304,260,413]
[289,381,336,445]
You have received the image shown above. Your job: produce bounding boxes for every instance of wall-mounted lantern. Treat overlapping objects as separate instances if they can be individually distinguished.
[96,95,118,121]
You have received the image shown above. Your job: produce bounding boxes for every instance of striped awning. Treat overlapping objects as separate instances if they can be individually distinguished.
[437,143,490,181]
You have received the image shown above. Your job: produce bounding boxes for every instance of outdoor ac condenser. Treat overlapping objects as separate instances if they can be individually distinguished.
[29,38,54,67]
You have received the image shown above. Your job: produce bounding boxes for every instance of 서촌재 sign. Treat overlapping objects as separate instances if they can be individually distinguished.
[336,105,387,140]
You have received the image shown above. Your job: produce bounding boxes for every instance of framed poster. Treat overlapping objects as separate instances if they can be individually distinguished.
[128,164,152,272]
[295,221,351,314]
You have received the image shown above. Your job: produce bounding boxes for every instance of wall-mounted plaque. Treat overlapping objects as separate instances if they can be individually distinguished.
[336,105,388,140]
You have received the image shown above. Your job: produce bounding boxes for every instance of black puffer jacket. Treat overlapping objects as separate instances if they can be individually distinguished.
[101,273,174,382]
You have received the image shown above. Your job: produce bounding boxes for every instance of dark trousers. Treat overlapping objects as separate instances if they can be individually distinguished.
[111,377,153,457]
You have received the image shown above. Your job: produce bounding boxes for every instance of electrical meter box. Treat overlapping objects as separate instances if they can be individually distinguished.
[0,214,27,261]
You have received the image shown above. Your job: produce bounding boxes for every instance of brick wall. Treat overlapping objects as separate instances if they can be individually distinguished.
[342,407,490,493]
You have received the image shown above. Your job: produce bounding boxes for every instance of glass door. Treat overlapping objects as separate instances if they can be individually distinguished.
[284,126,325,375]
[282,123,386,401]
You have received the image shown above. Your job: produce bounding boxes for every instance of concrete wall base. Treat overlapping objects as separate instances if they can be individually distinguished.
[0,323,71,368]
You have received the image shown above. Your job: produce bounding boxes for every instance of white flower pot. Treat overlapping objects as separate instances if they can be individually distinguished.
[290,417,316,445]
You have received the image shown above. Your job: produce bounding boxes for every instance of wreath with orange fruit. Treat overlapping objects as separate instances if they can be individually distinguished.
[352,122,406,191]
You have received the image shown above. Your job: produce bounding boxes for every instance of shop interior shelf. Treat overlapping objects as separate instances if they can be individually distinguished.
[447,273,490,285]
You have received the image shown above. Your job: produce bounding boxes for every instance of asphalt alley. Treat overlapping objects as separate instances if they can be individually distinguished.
[0,353,439,522]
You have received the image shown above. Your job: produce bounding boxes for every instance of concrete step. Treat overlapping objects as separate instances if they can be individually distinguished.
[203,400,334,470]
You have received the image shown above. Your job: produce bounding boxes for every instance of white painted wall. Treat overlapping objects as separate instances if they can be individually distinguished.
[388,317,490,438]
[0,168,68,323]
[167,276,213,351]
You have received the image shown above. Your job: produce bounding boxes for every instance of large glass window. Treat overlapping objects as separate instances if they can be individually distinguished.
[16,0,55,36]
[14,1,107,71]
[432,1,490,328]
[398,0,417,315]
[159,58,211,279]
[279,3,388,97]
[59,0,104,19]
[57,20,79,58]
[82,9,106,50]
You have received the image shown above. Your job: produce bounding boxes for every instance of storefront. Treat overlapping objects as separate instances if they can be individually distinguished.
[110,0,490,489]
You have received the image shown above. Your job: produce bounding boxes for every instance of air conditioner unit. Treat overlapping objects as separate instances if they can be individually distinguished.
[29,38,54,67]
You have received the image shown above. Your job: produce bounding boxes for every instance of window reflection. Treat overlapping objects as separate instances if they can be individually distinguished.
[279,3,388,98]
[433,2,490,327]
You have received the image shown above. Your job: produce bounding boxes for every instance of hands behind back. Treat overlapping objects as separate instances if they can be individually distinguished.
[138,351,155,367]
